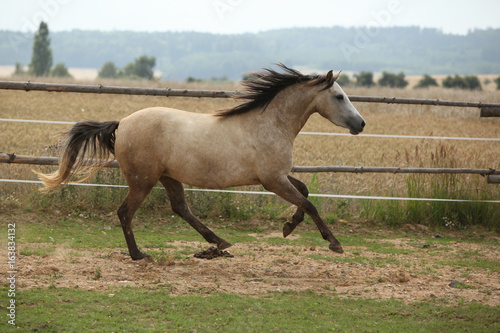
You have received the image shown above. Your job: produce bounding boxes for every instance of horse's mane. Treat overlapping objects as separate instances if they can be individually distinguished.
[215,63,333,117]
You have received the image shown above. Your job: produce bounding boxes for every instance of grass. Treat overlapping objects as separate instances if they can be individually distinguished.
[3,207,499,331]
[2,287,497,332]
[12,212,498,271]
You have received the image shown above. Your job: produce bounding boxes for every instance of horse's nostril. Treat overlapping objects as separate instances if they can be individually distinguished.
[361,120,366,128]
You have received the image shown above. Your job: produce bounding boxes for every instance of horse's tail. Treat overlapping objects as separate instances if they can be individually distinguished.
[35,120,120,193]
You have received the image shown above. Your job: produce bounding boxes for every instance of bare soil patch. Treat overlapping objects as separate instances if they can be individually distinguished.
[6,232,499,306]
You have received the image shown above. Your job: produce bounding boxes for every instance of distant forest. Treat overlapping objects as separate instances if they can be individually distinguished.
[1,26,499,80]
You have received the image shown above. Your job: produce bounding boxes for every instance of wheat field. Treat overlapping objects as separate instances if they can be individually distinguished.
[1,77,499,228]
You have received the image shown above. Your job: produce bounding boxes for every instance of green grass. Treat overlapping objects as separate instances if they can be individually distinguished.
[15,213,498,260]
[4,208,499,331]
[1,287,497,332]
[437,257,500,272]
[359,143,500,232]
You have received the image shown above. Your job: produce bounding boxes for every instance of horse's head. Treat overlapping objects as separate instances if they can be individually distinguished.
[314,70,365,135]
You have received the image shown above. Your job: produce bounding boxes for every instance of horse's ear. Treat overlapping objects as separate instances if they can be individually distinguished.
[326,70,334,85]
[332,70,342,82]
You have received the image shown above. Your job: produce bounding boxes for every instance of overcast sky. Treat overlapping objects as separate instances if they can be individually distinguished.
[2,0,499,35]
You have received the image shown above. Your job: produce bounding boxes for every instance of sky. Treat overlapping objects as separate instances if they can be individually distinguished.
[1,0,500,35]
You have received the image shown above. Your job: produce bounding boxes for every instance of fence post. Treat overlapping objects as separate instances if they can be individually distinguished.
[487,175,500,184]
[480,106,500,117]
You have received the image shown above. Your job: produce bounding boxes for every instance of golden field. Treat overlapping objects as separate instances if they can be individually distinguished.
[1,76,499,227]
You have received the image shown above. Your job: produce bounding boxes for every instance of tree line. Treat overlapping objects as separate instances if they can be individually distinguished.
[13,22,157,81]
[339,71,493,90]
[3,26,500,81]
[10,22,500,90]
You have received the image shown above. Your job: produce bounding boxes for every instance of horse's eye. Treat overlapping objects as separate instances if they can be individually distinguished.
[335,94,344,101]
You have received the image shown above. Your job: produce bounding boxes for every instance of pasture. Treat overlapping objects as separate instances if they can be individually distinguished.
[1,77,499,331]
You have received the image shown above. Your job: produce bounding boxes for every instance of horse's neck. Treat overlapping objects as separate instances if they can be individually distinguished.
[266,85,317,139]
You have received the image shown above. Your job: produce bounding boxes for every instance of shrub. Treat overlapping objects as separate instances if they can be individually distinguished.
[442,74,482,90]
[98,61,119,78]
[378,71,408,88]
[414,74,438,89]
[463,75,482,90]
[336,73,352,86]
[13,62,26,76]
[98,56,156,80]
[494,76,500,90]
[354,71,375,87]
[50,62,72,78]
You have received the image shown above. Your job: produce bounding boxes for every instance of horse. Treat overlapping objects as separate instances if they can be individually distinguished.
[35,64,365,260]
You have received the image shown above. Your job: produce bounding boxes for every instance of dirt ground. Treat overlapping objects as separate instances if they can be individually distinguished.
[7,228,500,307]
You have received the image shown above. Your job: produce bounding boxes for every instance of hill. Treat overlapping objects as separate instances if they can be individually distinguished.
[1,26,500,80]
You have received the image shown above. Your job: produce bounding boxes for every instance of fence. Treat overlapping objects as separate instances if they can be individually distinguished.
[1,80,499,202]
[1,80,500,116]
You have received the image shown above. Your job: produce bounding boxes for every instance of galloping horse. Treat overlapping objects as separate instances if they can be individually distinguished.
[36,64,365,260]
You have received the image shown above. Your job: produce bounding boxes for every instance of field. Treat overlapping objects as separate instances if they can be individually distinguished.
[1,76,499,331]
[1,76,499,227]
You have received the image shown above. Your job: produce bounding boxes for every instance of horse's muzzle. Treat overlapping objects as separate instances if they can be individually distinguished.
[349,119,366,135]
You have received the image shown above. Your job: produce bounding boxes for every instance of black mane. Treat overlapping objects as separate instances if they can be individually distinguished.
[215,63,333,117]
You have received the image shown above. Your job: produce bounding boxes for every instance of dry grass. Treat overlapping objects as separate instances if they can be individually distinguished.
[1,76,499,227]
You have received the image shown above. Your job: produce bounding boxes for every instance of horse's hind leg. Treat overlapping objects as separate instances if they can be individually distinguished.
[283,175,308,238]
[160,176,232,250]
[118,182,156,260]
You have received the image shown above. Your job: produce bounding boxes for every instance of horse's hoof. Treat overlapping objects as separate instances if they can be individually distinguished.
[132,252,152,261]
[329,243,344,254]
[217,240,233,250]
[283,222,294,238]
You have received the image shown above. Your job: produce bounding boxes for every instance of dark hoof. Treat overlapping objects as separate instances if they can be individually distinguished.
[329,243,344,254]
[131,252,152,261]
[217,240,233,250]
[283,222,295,238]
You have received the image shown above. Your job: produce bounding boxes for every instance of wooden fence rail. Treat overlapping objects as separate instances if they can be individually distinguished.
[1,154,498,184]
[1,81,500,115]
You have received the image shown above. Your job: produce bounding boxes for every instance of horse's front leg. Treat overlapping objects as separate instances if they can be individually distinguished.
[262,175,343,253]
[282,176,308,238]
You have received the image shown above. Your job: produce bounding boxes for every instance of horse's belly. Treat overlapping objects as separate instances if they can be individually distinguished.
[163,152,260,189]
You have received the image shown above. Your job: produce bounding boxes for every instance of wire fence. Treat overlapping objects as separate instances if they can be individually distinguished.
[1,179,499,203]
[1,80,499,202]
[1,118,500,142]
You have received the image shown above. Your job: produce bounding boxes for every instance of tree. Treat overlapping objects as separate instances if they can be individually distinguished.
[336,73,352,86]
[463,75,482,90]
[414,74,438,89]
[378,71,408,88]
[122,55,156,80]
[495,76,500,90]
[443,74,482,90]
[13,62,26,76]
[98,61,119,78]
[442,75,466,89]
[50,62,72,78]
[29,21,53,76]
[134,55,156,79]
[354,71,374,87]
